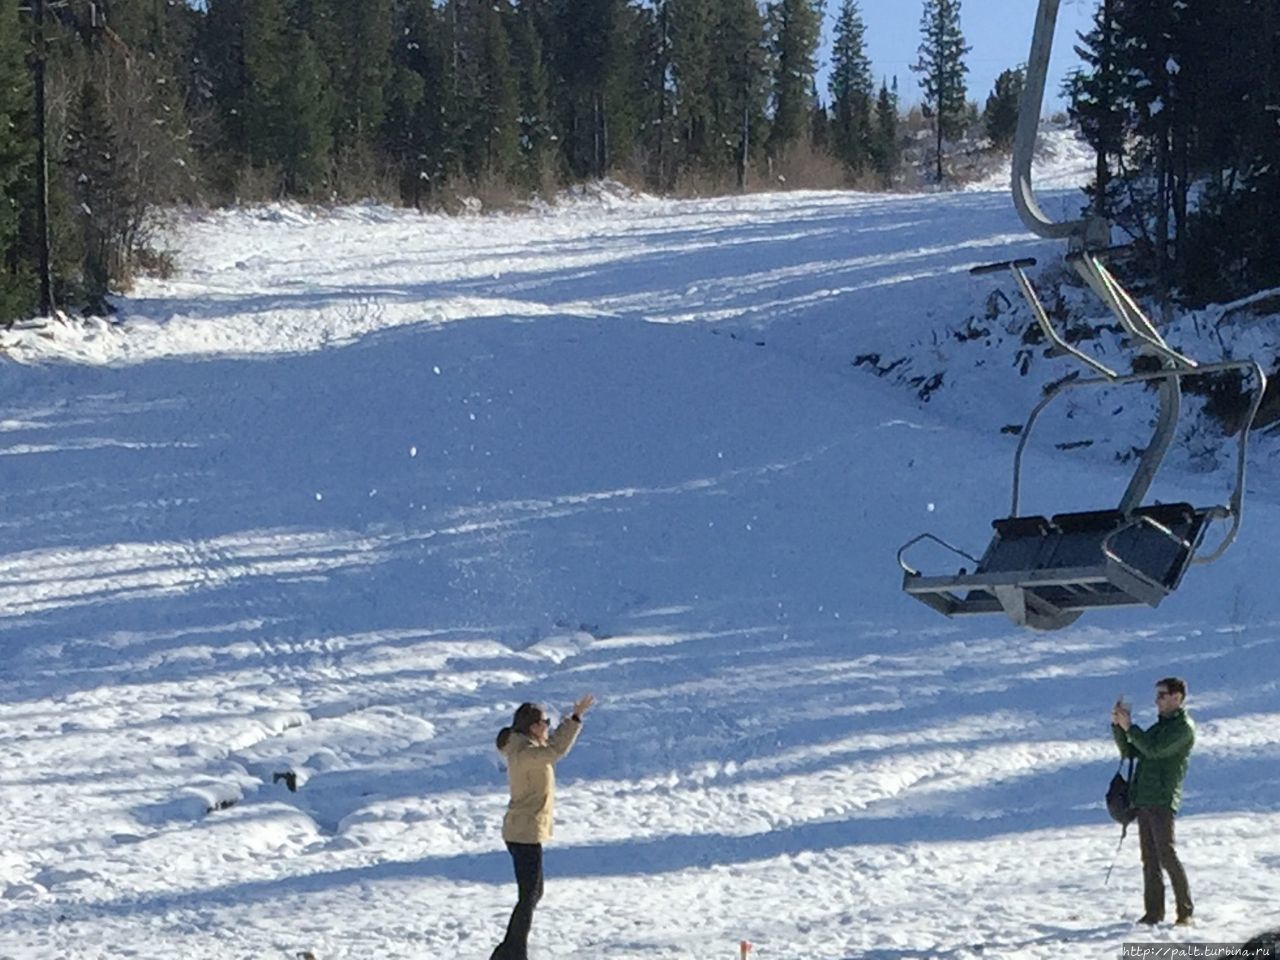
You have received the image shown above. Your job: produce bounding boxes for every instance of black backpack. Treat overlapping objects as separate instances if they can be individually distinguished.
[1104,754,1139,885]
[1107,755,1137,827]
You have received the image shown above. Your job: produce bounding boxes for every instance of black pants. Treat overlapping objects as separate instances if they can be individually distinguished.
[491,842,543,960]
[1137,805,1193,922]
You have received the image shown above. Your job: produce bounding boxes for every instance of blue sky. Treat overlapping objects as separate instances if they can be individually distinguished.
[820,0,1097,110]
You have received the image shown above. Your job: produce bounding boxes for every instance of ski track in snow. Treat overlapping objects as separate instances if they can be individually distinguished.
[1,129,1279,959]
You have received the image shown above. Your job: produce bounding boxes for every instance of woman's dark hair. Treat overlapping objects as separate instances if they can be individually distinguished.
[496,702,546,750]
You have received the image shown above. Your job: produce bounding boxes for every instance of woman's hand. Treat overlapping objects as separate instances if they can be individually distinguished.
[572,693,597,718]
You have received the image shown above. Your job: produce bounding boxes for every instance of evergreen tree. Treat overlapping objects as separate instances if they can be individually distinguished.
[828,0,873,173]
[204,0,252,157]
[871,76,900,186]
[556,0,622,178]
[233,0,333,193]
[912,0,969,182]
[669,0,715,168]
[1180,0,1280,301]
[767,0,823,156]
[645,0,675,187]
[275,28,333,193]
[512,0,555,190]
[710,0,767,188]
[809,83,829,152]
[0,0,36,322]
[603,2,652,176]
[984,66,1023,150]
[1063,0,1280,303]
[1065,0,1124,220]
[344,0,394,150]
[383,0,429,198]
[470,0,519,180]
[64,74,130,313]
[303,0,393,158]
[385,0,457,203]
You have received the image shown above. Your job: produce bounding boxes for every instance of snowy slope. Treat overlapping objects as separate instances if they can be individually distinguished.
[1,144,1279,960]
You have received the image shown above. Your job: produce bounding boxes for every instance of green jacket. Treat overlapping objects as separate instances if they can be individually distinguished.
[1112,707,1195,813]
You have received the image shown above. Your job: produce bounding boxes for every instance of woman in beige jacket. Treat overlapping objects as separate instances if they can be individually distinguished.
[489,693,595,960]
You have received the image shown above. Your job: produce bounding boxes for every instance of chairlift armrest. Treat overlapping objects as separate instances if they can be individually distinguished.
[897,532,981,577]
[1100,515,1190,567]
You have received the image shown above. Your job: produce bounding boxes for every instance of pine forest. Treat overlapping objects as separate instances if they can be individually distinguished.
[1,0,1278,322]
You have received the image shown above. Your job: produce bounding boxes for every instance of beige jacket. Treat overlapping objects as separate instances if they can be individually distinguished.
[500,717,582,844]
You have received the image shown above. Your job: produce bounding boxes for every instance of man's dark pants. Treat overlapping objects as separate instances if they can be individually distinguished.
[491,842,544,960]
[1136,805,1193,922]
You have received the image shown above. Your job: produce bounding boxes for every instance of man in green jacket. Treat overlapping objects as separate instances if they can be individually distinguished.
[1111,676,1196,926]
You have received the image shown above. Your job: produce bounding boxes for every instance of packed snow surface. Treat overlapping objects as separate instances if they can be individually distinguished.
[1,134,1278,959]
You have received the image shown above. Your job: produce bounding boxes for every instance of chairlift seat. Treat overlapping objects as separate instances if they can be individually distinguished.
[901,503,1218,629]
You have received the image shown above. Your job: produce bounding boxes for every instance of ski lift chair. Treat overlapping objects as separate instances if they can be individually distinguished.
[897,254,1267,630]
[895,0,1269,630]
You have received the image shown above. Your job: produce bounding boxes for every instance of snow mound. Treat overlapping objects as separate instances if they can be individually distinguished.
[966,124,1094,193]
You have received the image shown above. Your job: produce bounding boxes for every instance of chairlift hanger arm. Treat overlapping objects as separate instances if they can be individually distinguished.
[1071,254,1199,370]
[1014,0,1110,248]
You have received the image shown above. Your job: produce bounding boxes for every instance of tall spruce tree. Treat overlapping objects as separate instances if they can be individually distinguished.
[1064,0,1280,303]
[234,0,333,193]
[64,74,130,313]
[204,0,252,158]
[711,0,767,189]
[0,0,35,323]
[828,0,873,173]
[470,0,519,180]
[1065,0,1124,221]
[809,81,829,152]
[871,76,900,186]
[767,0,823,156]
[912,0,969,182]
[669,0,714,169]
[556,0,621,178]
[603,2,651,175]
[644,0,675,187]
[984,66,1023,150]
[302,0,393,160]
[1180,0,1280,301]
[512,0,555,191]
[383,0,429,201]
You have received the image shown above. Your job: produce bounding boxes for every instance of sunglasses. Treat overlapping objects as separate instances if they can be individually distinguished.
[532,716,550,725]
[1156,691,1174,699]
